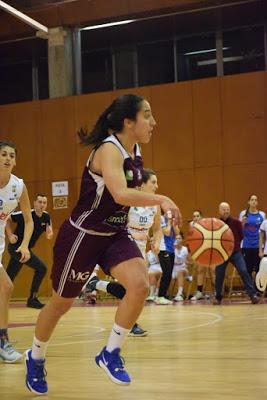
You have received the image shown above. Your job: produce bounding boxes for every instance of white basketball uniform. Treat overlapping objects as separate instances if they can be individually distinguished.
[172,246,189,279]
[256,219,267,292]
[0,174,24,268]
[146,250,162,274]
[128,206,157,258]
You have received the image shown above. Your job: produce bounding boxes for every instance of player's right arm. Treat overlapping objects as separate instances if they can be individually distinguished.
[16,184,33,262]
[239,210,247,225]
[98,143,182,226]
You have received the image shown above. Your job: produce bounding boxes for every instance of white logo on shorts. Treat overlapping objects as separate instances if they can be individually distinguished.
[68,269,91,282]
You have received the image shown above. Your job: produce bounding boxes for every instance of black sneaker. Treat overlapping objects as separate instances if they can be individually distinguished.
[128,323,148,337]
[250,294,260,304]
[27,297,45,309]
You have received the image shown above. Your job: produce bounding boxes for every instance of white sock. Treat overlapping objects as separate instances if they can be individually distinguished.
[155,288,159,297]
[106,322,130,353]
[32,336,49,360]
[96,280,109,292]
[149,285,156,297]
[178,286,183,296]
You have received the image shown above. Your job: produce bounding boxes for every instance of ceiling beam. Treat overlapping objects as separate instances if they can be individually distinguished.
[0,0,48,32]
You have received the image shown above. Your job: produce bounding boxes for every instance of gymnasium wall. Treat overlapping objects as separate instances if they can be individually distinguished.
[1,70,266,298]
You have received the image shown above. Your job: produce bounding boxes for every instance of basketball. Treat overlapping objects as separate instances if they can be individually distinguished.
[186,218,234,268]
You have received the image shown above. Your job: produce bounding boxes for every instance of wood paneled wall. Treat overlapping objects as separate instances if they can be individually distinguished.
[0,71,266,297]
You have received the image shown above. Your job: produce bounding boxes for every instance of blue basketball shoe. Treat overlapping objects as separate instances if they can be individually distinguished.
[25,349,48,395]
[95,346,131,385]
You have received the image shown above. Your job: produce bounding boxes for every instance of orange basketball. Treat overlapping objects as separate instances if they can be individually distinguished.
[186,217,234,268]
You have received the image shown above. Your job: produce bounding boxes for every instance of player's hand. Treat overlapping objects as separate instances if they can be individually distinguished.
[8,234,18,244]
[161,197,182,228]
[259,249,264,258]
[16,245,31,262]
[46,225,53,240]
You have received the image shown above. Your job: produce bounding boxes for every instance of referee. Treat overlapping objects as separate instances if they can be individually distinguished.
[6,194,53,308]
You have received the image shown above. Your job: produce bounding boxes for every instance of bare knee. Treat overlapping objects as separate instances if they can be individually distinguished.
[126,278,149,300]
[1,278,14,299]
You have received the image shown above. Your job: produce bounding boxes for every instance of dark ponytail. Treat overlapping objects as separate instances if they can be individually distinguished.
[78,94,144,146]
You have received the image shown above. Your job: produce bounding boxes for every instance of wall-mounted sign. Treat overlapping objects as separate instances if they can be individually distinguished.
[52,181,68,196]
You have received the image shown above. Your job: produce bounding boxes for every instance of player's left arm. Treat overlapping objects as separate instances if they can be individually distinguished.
[16,184,33,262]
[151,206,162,254]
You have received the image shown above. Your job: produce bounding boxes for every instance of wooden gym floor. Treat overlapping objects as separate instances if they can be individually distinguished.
[1,299,267,400]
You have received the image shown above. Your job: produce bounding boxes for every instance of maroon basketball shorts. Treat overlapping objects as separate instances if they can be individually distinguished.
[51,220,143,298]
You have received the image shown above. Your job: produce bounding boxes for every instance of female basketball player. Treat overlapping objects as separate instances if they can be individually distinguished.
[156,208,180,304]
[256,217,267,292]
[190,210,207,301]
[127,168,161,257]
[0,141,33,362]
[81,168,162,336]
[239,195,265,279]
[25,94,182,394]
[172,232,192,302]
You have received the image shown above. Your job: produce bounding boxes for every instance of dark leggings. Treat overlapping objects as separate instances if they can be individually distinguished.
[242,248,261,277]
[158,251,175,298]
[6,244,47,298]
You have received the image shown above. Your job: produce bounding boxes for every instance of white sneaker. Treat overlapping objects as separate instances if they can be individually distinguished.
[0,342,22,363]
[185,275,193,282]
[256,257,267,292]
[173,294,184,302]
[191,290,204,301]
[155,296,172,305]
[146,295,155,301]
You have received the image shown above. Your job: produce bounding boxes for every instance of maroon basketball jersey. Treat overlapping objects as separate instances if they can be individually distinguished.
[70,135,143,235]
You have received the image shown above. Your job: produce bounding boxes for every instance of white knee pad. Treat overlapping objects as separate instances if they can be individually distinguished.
[256,257,267,292]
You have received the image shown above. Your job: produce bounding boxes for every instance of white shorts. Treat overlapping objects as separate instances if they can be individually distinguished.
[148,263,162,274]
[172,264,188,279]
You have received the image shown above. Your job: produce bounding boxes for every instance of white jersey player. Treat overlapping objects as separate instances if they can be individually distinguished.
[172,233,192,302]
[128,205,158,258]
[0,141,33,363]
[256,218,267,292]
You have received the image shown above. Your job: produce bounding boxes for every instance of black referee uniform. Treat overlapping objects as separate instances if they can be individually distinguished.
[6,209,51,309]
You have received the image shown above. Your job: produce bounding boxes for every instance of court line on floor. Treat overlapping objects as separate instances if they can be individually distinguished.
[148,312,223,335]
[46,312,223,347]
